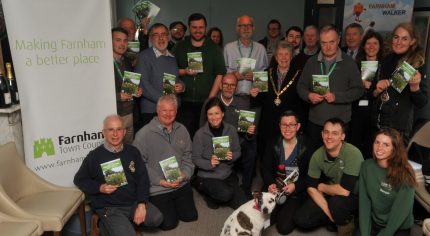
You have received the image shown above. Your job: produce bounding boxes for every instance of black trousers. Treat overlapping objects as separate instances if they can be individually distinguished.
[270,195,303,235]
[294,194,358,229]
[149,183,198,230]
[176,101,203,138]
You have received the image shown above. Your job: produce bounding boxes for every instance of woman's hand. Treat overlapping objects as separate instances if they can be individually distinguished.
[363,80,372,90]
[282,183,296,194]
[409,71,421,92]
[268,183,278,194]
[225,151,233,161]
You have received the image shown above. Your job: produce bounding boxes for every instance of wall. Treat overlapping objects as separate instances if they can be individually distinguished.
[115,0,305,43]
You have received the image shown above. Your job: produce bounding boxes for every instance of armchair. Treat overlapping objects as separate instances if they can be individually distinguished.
[0,211,43,236]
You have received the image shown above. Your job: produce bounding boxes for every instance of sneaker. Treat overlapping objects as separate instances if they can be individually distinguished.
[204,196,219,209]
[337,217,355,236]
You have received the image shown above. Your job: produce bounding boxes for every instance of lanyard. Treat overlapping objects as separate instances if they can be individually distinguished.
[113,60,123,79]
[237,40,253,58]
[320,62,337,77]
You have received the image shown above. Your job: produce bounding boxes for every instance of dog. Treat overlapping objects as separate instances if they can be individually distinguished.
[220,192,277,236]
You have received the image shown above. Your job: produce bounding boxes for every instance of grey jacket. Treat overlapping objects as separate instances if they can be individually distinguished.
[133,117,194,196]
[297,48,364,125]
[192,122,241,179]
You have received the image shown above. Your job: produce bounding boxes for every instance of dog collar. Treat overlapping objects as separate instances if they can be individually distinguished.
[253,196,261,212]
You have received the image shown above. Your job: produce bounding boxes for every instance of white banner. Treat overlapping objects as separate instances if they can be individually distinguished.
[343,0,414,34]
[2,0,116,186]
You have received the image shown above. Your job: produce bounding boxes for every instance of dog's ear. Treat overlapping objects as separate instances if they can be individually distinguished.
[253,191,263,206]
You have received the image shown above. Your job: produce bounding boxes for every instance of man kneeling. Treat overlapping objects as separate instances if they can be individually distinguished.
[74,114,163,236]
[294,118,363,236]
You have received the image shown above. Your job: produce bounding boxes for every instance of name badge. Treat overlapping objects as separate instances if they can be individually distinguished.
[359,100,369,106]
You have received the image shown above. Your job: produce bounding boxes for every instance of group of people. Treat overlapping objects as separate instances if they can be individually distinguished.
[73,11,428,236]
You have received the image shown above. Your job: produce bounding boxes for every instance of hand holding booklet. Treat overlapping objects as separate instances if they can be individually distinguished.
[122,71,141,96]
[390,61,416,93]
[100,159,128,186]
[159,156,182,182]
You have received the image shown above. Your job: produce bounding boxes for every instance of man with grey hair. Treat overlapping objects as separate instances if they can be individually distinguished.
[133,95,198,230]
[342,23,364,60]
[224,15,268,101]
[297,24,363,153]
[74,114,163,236]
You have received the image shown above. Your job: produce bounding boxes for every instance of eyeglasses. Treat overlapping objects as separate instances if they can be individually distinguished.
[238,24,253,29]
[151,33,168,39]
[280,123,298,129]
[172,28,184,32]
[222,83,236,88]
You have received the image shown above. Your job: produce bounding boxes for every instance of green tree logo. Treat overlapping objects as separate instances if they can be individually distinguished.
[33,138,55,158]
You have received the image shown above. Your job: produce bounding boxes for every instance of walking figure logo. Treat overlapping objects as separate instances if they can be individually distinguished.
[33,138,55,158]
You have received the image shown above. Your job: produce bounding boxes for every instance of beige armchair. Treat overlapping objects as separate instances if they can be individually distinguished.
[0,142,86,236]
[0,211,43,236]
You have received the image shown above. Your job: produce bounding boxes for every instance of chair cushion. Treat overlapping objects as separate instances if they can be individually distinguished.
[16,190,83,231]
[0,221,40,236]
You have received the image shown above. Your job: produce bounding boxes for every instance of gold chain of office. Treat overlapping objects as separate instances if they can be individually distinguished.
[269,69,300,106]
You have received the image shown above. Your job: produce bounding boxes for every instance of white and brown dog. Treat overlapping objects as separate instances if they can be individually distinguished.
[220,192,277,236]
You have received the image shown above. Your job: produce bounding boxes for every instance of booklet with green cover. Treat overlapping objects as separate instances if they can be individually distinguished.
[237,57,256,76]
[100,158,128,186]
[163,73,176,94]
[237,110,256,133]
[361,61,378,81]
[159,156,182,182]
[132,0,160,20]
[187,52,204,73]
[312,75,329,95]
[390,61,416,93]
[212,136,230,161]
[253,71,268,92]
[122,71,141,96]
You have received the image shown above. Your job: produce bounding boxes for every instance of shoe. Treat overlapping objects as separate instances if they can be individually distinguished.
[337,217,355,236]
[204,196,219,209]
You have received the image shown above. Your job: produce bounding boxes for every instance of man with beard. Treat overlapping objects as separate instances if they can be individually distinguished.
[285,26,303,56]
[168,21,187,50]
[172,13,226,137]
[111,27,142,143]
[135,23,184,126]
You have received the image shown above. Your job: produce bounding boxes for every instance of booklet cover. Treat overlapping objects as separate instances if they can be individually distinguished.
[237,57,256,76]
[163,73,176,94]
[390,61,416,93]
[122,71,141,96]
[252,71,268,92]
[237,110,256,133]
[127,41,140,53]
[159,156,182,183]
[132,0,160,20]
[312,75,329,95]
[187,52,204,73]
[100,158,128,186]
[212,136,230,161]
[283,168,299,185]
[361,61,379,81]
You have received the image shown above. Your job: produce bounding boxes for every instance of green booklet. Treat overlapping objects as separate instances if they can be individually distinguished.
[132,0,160,20]
[252,71,268,92]
[100,158,128,186]
[163,73,176,94]
[159,156,182,182]
[361,61,378,81]
[122,71,141,96]
[212,136,230,161]
[390,61,416,93]
[187,52,204,73]
[127,41,140,53]
[237,110,256,133]
[237,57,256,76]
[312,75,329,95]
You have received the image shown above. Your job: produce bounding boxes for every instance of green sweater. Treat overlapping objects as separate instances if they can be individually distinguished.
[359,159,414,236]
[172,36,226,103]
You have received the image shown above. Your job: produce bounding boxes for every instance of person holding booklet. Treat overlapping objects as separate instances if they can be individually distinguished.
[74,115,163,236]
[112,27,143,144]
[199,73,257,197]
[372,22,428,143]
[261,111,311,235]
[132,95,197,230]
[192,96,247,209]
[135,23,184,126]
[296,24,363,154]
[356,128,416,236]
[251,41,306,158]
[350,31,384,158]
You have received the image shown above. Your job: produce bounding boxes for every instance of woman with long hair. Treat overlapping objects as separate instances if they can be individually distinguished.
[207,27,224,48]
[357,128,416,235]
[350,30,384,158]
[372,22,428,143]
